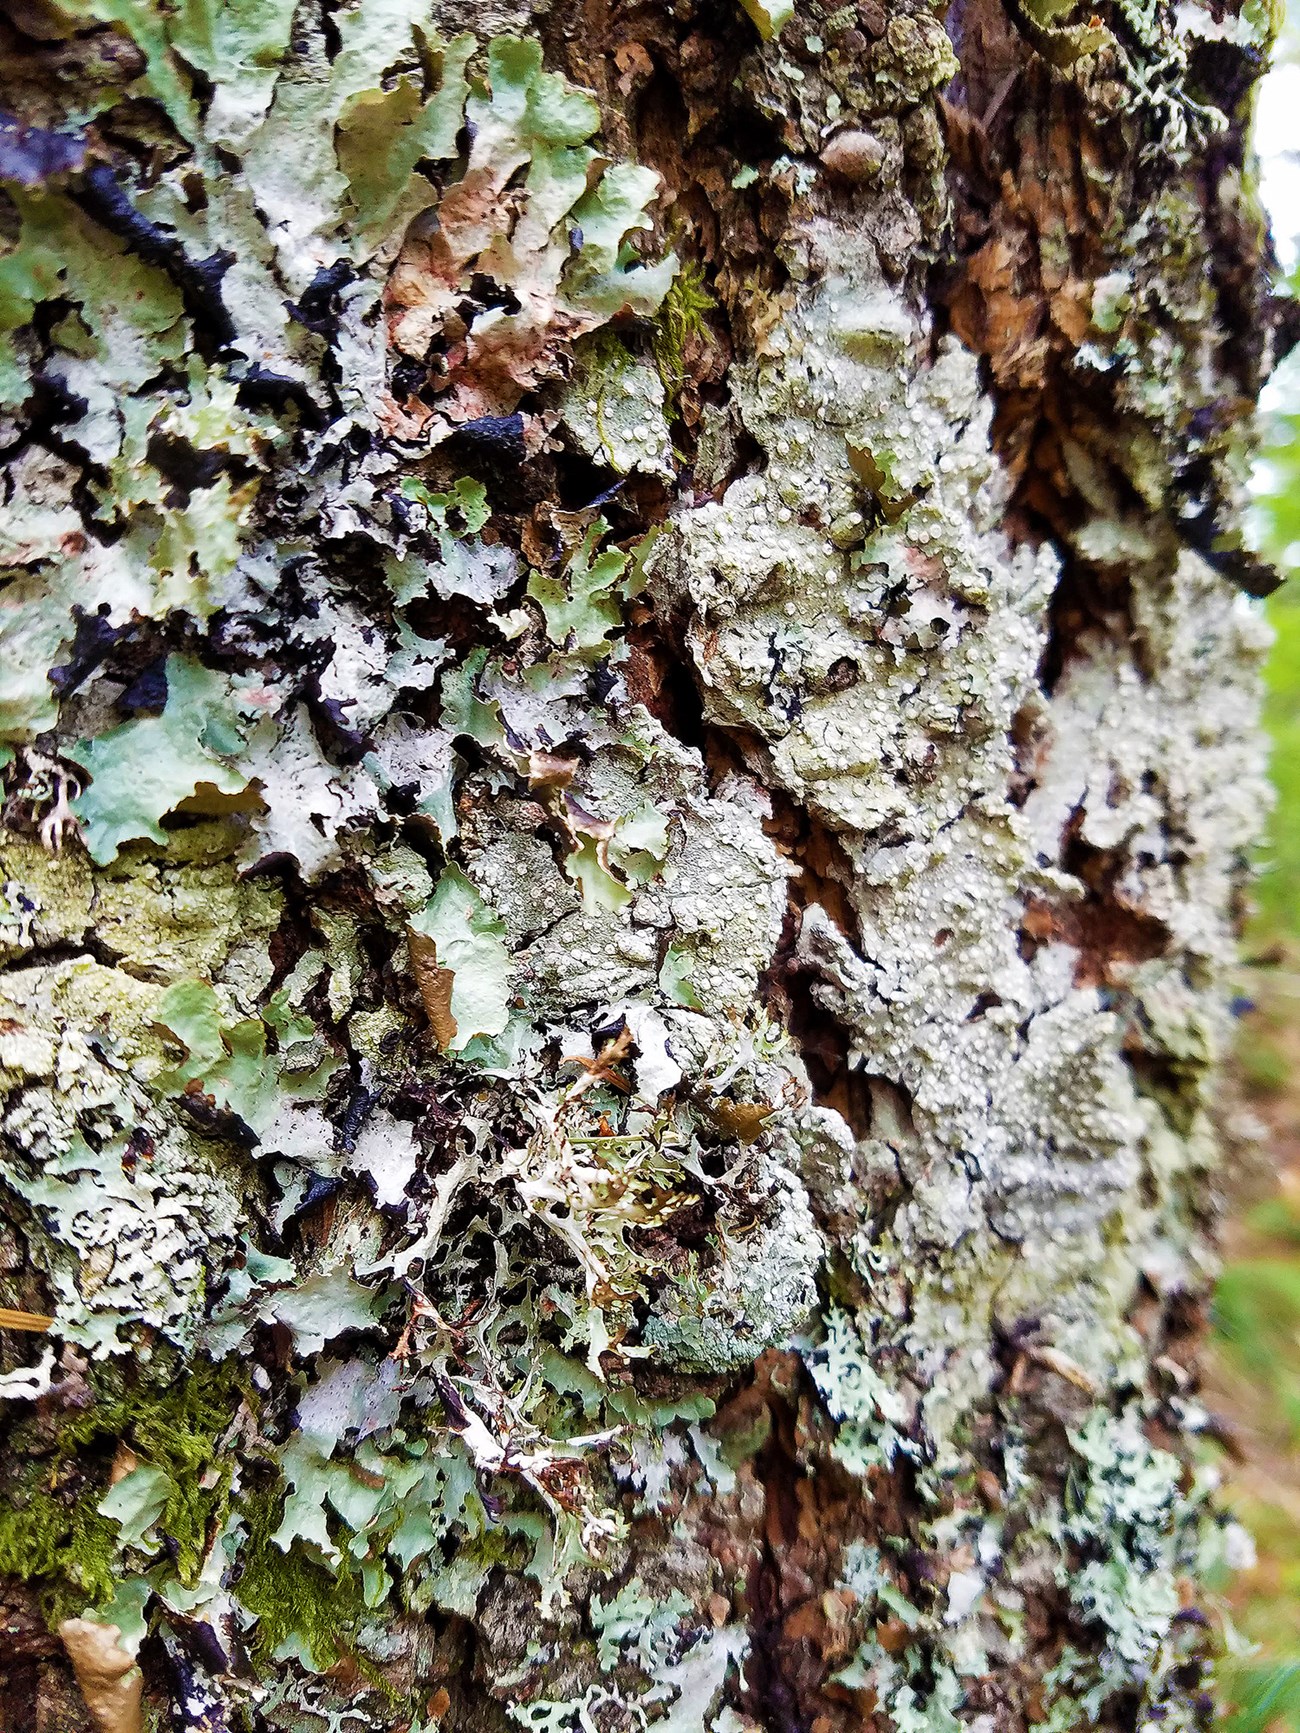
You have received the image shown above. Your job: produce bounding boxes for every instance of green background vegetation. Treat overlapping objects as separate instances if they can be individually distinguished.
[1211,43,1300,1717]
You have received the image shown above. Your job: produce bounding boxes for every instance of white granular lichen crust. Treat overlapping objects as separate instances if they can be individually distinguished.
[655,212,1269,1451]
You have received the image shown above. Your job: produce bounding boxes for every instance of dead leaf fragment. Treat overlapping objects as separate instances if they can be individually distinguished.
[527,750,578,791]
[59,1620,143,1733]
[707,1099,775,1145]
[109,1443,141,1486]
[408,927,458,1048]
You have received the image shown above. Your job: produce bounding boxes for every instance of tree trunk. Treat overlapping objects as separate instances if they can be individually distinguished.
[0,0,1283,1729]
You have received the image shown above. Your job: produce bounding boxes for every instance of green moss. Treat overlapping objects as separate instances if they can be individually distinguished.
[0,1355,249,1623]
[650,260,717,414]
[0,1457,120,1624]
[70,1358,246,1579]
[68,1352,242,1455]
[235,1487,377,1677]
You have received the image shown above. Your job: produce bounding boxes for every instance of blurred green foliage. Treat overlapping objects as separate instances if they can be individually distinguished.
[1216,33,1300,1710]
[1215,1256,1300,1438]
[1201,11,1300,1715]
[1228,1663,1300,1733]
[1250,353,1300,940]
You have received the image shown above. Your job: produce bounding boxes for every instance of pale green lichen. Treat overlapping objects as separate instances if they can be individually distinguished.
[560,341,675,482]
[738,0,796,42]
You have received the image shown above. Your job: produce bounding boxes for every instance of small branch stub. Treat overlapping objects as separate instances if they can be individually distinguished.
[0,1306,53,1331]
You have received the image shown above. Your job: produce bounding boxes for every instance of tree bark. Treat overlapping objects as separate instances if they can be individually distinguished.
[0,1,1283,1730]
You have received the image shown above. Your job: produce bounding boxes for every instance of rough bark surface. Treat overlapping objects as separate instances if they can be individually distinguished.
[0,1,1283,1730]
